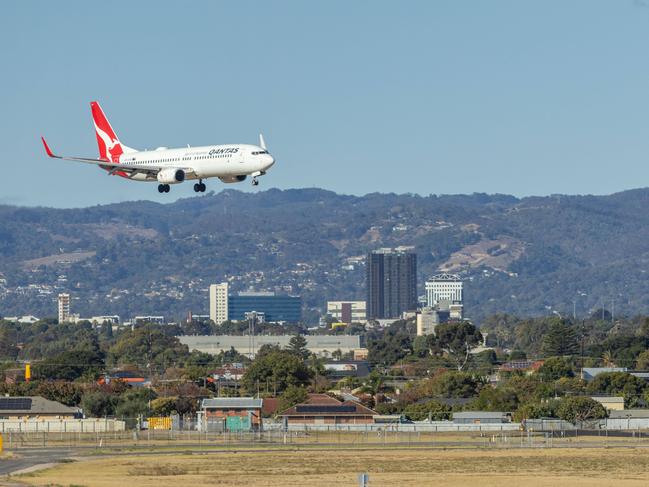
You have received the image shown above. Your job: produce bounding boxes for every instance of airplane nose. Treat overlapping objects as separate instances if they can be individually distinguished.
[265,154,275,168]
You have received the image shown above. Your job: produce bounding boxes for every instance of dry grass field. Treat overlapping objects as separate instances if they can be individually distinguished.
[18,447,649,487]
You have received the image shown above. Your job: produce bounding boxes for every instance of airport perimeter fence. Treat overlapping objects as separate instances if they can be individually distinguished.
[4,420,649,450]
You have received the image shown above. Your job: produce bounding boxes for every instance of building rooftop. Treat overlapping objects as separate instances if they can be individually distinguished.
[0,396,78,416]
[201,397,263,409]
[453,411,508,419]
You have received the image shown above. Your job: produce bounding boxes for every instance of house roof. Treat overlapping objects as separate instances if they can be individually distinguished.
[609,409,649,419]
[279,394,376,417]
[201,397,262,409]
[0,396,78,415]
[590,396,625,404]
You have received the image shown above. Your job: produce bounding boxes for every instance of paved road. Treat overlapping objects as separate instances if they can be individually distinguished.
[0,448,74,478]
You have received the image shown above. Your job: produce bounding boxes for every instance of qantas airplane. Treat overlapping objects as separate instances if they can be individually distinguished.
[41,101,275,193]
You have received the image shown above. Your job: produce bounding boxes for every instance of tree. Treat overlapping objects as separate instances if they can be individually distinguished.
[115,388,156,419]
[537,357,574,381]
[556,396,607,424]
[287,334,310,361]
[416,371,483,399]
[470,386,519,412]
[242,350,313,394]
[277,385,308,413]
[81,391,117,417]
[403,400,451,421]
[542,319,579,357]
[514,399,560,422]
[35,349,105,381]
[635,350,649,370]
[36,381,84,406]
[435,322,483,371]
[587,372,648,408]
[107,325,190,371]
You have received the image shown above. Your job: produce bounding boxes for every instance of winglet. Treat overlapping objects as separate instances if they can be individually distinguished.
[259,133,267,150]
[41,137,57,158]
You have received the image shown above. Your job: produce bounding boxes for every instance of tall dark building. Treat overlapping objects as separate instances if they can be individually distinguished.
[366,248,417,319]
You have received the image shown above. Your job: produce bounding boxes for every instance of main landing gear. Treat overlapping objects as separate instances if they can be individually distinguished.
[194,180,207,192]
[252,177,259,186]
[157,184,170,193]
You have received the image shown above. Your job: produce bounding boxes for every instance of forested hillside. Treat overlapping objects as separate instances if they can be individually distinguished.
[1,187,649,322]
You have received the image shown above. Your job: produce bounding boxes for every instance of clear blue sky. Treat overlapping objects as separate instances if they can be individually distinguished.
[2,1,649,207]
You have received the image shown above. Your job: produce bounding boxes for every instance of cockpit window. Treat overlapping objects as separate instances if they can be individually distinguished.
[252,150,268,155]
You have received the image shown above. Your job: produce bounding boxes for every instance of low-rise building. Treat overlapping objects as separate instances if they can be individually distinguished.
[200,397,263,432]
[591,396,625,411]
[0,396,79,420]
[452,411,511,424]
[581,367,627,381]
[180,335,362,358]
[279,393,376,425]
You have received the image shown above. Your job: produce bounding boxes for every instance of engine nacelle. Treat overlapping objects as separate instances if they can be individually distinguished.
[218,175,247,184]
[157,168,185,184]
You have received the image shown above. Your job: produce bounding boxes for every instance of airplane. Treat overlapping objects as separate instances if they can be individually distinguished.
[41,101,275,193]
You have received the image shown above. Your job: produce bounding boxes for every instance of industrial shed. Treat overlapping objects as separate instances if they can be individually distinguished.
[279,394,376,425]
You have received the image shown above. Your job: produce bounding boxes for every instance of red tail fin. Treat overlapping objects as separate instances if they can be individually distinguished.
[90,101,123,162]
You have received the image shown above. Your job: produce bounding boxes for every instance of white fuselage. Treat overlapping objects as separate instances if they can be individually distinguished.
[117,143,275,183]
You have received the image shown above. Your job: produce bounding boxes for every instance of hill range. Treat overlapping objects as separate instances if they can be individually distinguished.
[1,187,649,323]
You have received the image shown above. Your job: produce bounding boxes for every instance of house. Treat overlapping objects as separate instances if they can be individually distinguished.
[98,371,151,387]
[279,393,376,425]
[581,367,627,381]
[200,397,263,432]
[452,411,511,424]
[0,396,79,420]
[591,396,625,411]
[497,360,544,375]
[324,361,372,380]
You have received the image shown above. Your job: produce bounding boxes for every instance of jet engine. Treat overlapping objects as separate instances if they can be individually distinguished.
[157,168,185,184]
[218,175,247,183]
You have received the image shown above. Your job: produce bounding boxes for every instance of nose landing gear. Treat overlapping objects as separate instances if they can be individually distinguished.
[193,180,207,192]
[158,184,171,193]
[252,177,259,186]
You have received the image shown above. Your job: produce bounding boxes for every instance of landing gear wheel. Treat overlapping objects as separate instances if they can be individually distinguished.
[158,184,165,193]
[194,183,201,193]
[199,183,206,192]
[165,185,171,193]
[252,177,259,186]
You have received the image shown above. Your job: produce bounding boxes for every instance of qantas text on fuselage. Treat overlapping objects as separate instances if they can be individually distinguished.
[41,102,275,193]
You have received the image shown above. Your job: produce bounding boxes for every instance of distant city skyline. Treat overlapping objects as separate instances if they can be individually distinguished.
[4,1,649,207]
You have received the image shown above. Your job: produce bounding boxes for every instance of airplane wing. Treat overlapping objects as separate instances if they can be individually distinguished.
[41,137,174,178]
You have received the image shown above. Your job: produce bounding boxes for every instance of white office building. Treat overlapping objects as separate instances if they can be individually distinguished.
[57,293,70,323]
[327,301,367,323]
[416,307,440,336]
[209,282,229,325]
[425,274,463,307]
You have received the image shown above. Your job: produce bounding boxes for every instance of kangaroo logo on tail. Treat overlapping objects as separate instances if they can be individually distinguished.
[90,101,123,162]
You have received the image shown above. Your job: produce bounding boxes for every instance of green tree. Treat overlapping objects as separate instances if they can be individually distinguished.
[35,349,105,381]
[470,386,519,412]
[542,319,579,357]
[242,350,313,394]
[514,399,560,422]
[35,381,84,406]
[115,388,156,419]
[286,334,310,361]
[81,391,117,417]
[587,372,648,408]
[635,350,649,370]
[435,322,483,371]
[403,400,451,421]
[537,357,574,381]
[556,396,607,424]
[277,385,308,413]
[107,326,190,371]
